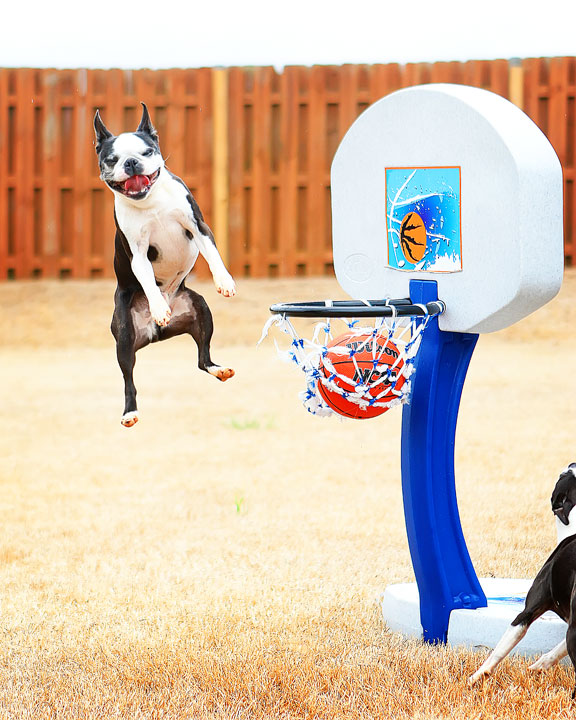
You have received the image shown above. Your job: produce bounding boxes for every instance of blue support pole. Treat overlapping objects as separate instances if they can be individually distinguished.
[401,279,487,644]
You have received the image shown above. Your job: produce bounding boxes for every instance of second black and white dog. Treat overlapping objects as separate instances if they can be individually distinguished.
[94,104,235,427]
[469,463,576,695]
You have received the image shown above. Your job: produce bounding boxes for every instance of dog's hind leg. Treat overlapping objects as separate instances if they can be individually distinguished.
[565,594,576,699]
[169,287,234,382]
[529,639,568,671]
[567,626,576,699]
[469,623,529,685]
[112,289,144,427]
[469,579,553,685]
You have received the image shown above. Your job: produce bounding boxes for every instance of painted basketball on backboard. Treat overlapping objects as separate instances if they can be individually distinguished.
[388,167,461,272]
[399,211,427,264]
[331,84,563,334]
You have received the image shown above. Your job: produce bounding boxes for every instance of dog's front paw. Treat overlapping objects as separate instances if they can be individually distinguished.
[121,410,139,428]
[214,273,236,297]
[149,298,172,326]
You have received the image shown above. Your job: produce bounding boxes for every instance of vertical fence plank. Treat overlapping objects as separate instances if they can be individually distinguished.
[307,66,327,275]
[251,67,272,277]
[41,70,59,277]
[88,70,113,277]
[0,70,9,278]
[295,67,310,276]
[566,59,576,264]
[15,70,35,278]
[194,67,215,280]
[73,69,90,278]
[212,68,230,267]
[226,66,249,278]
[276,66,298,277]
[549,59,568,166]
[549,58,570,263]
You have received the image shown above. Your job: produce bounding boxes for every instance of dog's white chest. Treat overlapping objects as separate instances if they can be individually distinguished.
[116,181,200,293]
[556,509,576,544]
[141,210,199,291]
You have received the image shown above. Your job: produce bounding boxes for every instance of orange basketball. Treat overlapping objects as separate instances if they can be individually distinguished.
[317,332,405,419]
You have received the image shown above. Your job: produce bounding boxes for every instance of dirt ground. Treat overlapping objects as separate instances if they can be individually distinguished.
[1,272,576,718]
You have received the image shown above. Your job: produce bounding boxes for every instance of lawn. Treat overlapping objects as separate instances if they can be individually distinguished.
[0,274,575,718]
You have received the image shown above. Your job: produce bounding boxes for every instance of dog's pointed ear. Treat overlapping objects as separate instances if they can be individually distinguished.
[93,110,113,153]
[136,102,158,141]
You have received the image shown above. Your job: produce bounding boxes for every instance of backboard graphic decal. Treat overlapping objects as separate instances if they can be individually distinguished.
[386,167,462,273]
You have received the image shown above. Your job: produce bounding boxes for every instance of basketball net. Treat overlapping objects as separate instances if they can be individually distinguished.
[259,301,433,418]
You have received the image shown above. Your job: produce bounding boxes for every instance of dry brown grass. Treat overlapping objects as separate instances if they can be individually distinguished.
[1,272,576,718]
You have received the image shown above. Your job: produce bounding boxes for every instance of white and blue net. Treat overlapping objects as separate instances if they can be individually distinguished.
[260,301,434,418]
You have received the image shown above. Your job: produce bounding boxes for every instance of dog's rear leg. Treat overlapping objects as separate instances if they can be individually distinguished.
[112,291,140,427]
[566,600,576,698]
[469,583,552,686]
[117,342,139,427]
[469,622,529,685]
[184,288,234,382]
[529,638,568,671]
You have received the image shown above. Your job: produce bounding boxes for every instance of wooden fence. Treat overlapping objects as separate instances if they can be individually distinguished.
[0,58,574,280]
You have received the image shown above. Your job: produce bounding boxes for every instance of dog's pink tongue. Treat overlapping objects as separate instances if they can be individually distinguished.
[124,175,150,193]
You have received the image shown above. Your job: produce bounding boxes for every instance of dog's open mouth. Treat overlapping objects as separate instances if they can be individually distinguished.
[109,169,160,198]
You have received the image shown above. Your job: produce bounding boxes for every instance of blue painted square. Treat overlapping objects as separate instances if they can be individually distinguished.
[386,167,462,273]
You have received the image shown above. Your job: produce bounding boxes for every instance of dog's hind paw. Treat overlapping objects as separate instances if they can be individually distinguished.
[529,648,567,671]
[529,658,548,671]
[208,366,235,382]
[121,411,139,427]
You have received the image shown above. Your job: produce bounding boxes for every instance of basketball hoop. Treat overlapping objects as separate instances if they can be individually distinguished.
[260,82,565,653]
[260,297,445,418]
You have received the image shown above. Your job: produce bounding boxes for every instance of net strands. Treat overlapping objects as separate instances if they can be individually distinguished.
[261,299,444,418]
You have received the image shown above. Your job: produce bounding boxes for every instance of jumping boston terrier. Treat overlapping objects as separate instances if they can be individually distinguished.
[94,103,235,427]
[469,463,576,696]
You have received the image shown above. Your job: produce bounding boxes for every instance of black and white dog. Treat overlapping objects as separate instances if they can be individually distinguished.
[94,104,235,427]
[469,463,576,695]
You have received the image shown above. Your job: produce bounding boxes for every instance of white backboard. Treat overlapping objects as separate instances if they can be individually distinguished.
[331,84,563,333]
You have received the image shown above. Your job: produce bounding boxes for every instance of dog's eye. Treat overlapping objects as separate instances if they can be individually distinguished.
[105,156,118,166]
[143,148,154,157]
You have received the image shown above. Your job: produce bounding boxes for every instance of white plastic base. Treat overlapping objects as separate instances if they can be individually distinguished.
[382,578,567,657]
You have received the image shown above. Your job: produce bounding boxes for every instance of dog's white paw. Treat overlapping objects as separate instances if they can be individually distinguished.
[529,654,560,671]
[214,273,236,297]
[468,670,487,686]
[149,298,172,326]
[207,366,235,382]
[121,411,139,428]
[528,658,548,671]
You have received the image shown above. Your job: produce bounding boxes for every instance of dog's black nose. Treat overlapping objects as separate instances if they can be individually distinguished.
[124,157,141,175]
